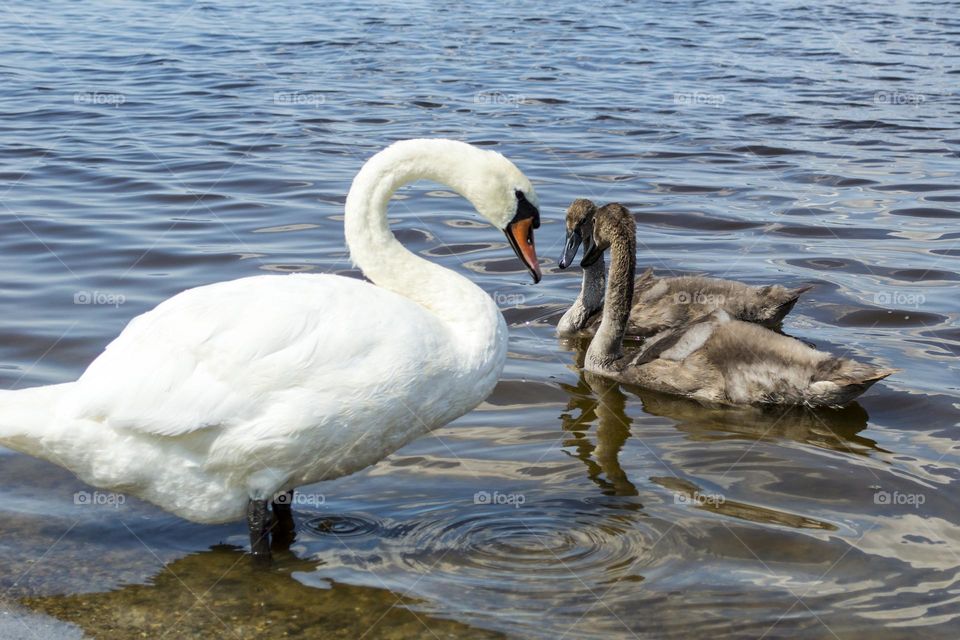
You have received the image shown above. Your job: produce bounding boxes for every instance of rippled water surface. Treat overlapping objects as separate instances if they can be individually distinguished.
[1,0,959,638]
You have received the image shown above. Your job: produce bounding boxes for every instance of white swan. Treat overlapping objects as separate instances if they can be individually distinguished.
[0,139,542,557]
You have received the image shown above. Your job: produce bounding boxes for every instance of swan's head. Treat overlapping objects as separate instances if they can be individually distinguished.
[348,139,542,283]
[583,203,635,267]
[559,200,634,269]
[558,198,597,269]
[465,148,542,284]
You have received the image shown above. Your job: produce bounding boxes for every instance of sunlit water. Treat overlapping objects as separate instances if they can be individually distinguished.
[1,0,958,638]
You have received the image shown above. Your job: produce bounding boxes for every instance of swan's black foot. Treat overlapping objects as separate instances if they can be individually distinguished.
[247,498,273,564]
[271,491,296,550]
[247,492,298,564]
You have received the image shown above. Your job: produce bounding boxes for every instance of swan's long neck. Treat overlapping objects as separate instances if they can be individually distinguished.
[344,140,504,362]
[557,256,605,335]
[586,237,635,369]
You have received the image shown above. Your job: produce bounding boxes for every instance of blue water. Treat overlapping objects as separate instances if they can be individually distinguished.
[1,1,959,638]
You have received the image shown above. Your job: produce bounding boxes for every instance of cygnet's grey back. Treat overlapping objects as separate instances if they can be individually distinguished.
[619,310,893,407]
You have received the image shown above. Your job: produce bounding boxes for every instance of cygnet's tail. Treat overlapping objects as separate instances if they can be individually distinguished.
[0,383,75,459]
[809,362,897,407]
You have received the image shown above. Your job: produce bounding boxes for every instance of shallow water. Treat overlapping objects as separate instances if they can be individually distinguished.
[1,0,959,638]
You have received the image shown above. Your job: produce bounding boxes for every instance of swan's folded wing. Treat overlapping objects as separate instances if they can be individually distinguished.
[630,309,730,366]
[66,274,445,437]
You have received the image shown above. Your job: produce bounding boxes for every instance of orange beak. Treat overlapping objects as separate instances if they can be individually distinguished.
[505,216,541,284]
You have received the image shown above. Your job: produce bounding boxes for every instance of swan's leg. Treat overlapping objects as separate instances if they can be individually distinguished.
[271,490,296,550]
[272,490,294,522]
[246,498,272,561]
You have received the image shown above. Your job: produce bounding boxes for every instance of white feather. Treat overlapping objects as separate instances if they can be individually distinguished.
[0,139,537,523]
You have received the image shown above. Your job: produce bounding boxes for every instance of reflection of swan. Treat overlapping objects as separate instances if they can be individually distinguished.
[560,365,876,495]
[559,371,638,497]
[557,199,810,338]
[629,384,881,456]
[0,139,542,558]
[560,202,894,406]
[19,545,486,638]
[558,366,866,530]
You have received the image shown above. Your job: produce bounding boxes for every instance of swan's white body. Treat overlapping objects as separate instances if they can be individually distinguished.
[0,139,538,524]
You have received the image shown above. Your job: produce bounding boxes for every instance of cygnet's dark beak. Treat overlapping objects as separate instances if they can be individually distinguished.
[558,229,582,269]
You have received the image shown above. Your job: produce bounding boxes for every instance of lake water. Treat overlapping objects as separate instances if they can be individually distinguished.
[1,0,958,638]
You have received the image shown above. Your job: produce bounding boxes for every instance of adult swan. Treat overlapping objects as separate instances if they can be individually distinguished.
[0,139,542,559]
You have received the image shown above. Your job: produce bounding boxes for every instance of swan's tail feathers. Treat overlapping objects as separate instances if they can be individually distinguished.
[0,383,73,458]
[809,361,897,407]
[765,284,814,325]
[783,284,814,307]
